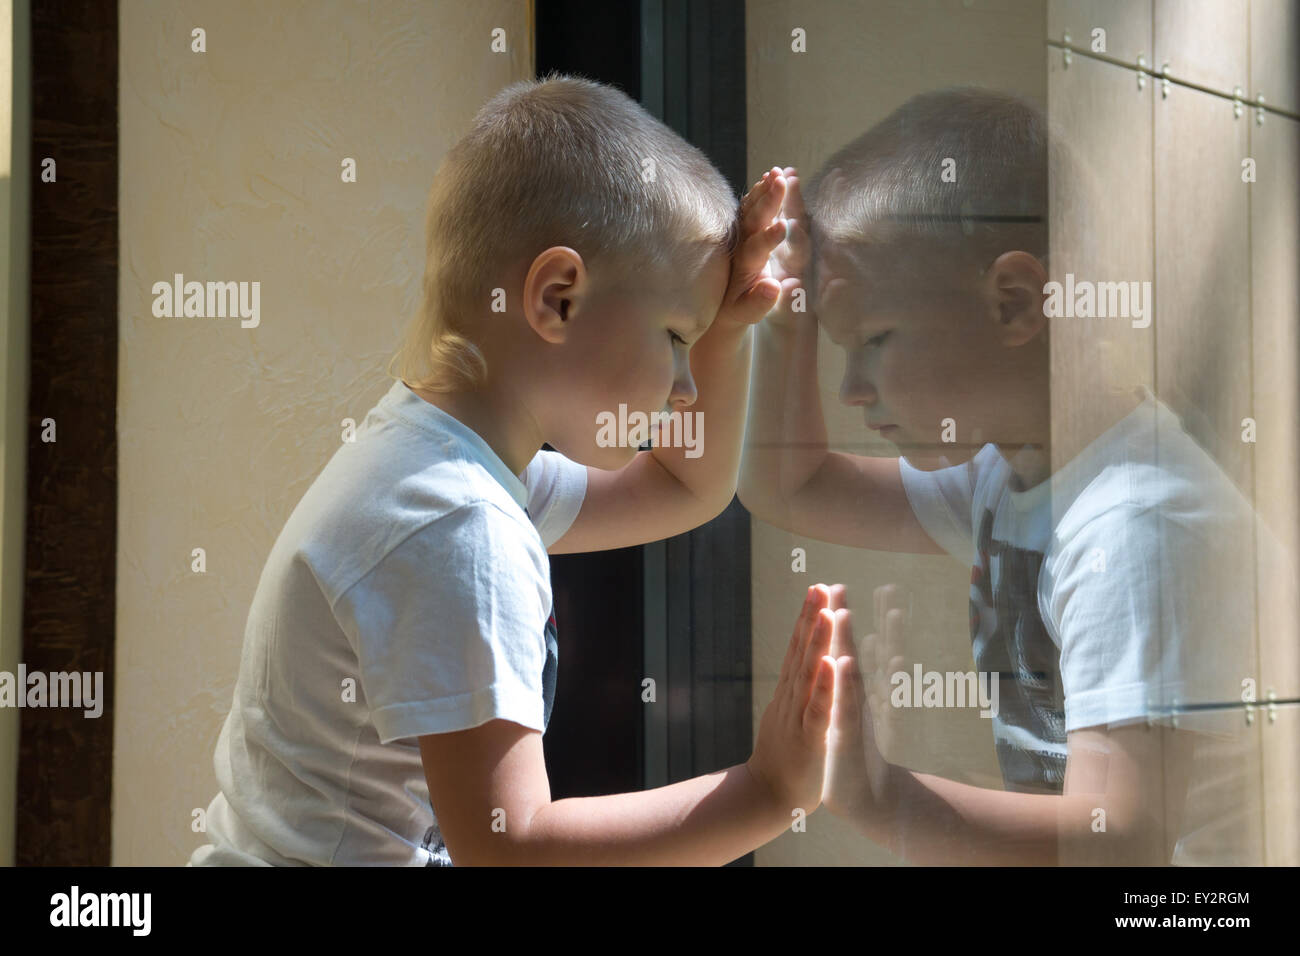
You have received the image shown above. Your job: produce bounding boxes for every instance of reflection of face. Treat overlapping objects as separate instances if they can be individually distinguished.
[550,249,730,469]
[814,244,1004,464]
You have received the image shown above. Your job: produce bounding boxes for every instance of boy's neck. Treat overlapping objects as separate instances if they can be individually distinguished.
[406,381,541,477]
[998,385,1147,492]
[1001,442,1051,492]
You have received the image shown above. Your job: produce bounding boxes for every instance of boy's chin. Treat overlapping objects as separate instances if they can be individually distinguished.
[898,443,979,470]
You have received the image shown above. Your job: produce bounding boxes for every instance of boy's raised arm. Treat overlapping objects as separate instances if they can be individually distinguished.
[737,169,944,556]
[824,584,1192,865]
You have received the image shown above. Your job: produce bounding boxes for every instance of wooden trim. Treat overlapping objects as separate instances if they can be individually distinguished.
[16,0,118,866]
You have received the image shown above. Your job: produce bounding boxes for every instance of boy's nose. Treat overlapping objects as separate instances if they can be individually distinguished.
[669,369,698,409]
[839,370,876,407]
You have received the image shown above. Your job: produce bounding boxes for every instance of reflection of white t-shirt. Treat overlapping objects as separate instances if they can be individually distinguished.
[189,379,587,866]
[898,387,1262,864]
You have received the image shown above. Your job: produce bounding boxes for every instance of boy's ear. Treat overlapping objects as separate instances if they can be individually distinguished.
[985,251,1049,346]
[522,246,588,344]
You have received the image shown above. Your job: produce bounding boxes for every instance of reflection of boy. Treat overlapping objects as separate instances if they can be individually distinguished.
[740,89,1262,864]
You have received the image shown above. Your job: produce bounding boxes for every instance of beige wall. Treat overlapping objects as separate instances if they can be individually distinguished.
[116,0,532,865]
[746,0,1048,866]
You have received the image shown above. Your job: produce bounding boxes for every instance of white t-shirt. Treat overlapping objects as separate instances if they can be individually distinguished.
[898,386,1264,864]
[189,379,587,866]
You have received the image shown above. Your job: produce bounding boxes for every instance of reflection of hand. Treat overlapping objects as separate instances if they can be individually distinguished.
[764,167,815,331]
[822,584,905,819]
[862,584,907,764]
[746,584,837,817]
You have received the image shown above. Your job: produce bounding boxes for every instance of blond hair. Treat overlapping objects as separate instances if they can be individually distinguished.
[389,73,740,393]
[803,87,1052,301]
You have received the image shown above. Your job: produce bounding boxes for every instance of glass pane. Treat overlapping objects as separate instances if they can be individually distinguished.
[741,0,1296,865]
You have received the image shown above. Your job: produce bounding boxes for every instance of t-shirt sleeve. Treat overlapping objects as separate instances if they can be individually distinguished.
[331,503,552,744]
[1044,503,1253,734]
[519,448,587,548]
[896,452,981,562]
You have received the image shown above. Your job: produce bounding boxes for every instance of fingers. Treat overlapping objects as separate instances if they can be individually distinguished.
[885,607,906,666]
[736,168,787,261]
[773,200,811,277]
[732,167,800,296]
[779,584,827,694]
[800,607,835,692]
[873,584,906,644]
[726,216,787,306]
[780,171,806,223]
[860,627,878,677]
[802,653,836,739]
[796,608,835,733]
[832,609,865,712]
[832,653,865,743]
[795,606,837,717]
[726,271,784,326]
[779,586,816,684]
[821,584,847,656]
[740,166,788,229]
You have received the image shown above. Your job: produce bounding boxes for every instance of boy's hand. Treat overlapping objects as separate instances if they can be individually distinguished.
[746,584,837,820]
[712,167,790,329]
[822,584,905,821]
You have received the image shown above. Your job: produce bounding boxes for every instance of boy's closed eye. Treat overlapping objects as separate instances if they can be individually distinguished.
[824,320,892,350]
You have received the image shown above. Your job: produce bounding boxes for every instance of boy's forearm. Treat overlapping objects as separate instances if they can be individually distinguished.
[650,322,752,513]
[738,317,829,518]
[513,761,796,866]
[845,763,1098,866]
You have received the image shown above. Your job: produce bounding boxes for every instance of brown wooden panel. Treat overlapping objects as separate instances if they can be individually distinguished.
[1049,0,1152,66]
[1262,701,1300,864]
[17,0,118,865]
[1155,0,1248,97]
[1250,0,1300,115]
[1154,83,1260,696]
[1166,706,1265,864]
[1153,84,1253,493]
[1047,50,1156,470]
[1053,711,1264,864]
[1250,112,1300,700]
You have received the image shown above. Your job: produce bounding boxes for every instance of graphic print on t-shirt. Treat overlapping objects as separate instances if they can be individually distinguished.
[970,507,1067,793]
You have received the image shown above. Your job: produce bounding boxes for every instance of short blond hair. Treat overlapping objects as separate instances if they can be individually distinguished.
[804,87,1052,302]
[389,73,740,392]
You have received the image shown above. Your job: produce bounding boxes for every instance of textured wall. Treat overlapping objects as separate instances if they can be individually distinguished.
[116,0,532,865]
[745,0,1047,866]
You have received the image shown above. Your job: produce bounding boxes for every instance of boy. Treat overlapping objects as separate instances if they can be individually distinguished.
[739,88,1267,865]
[190,74,836,866]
